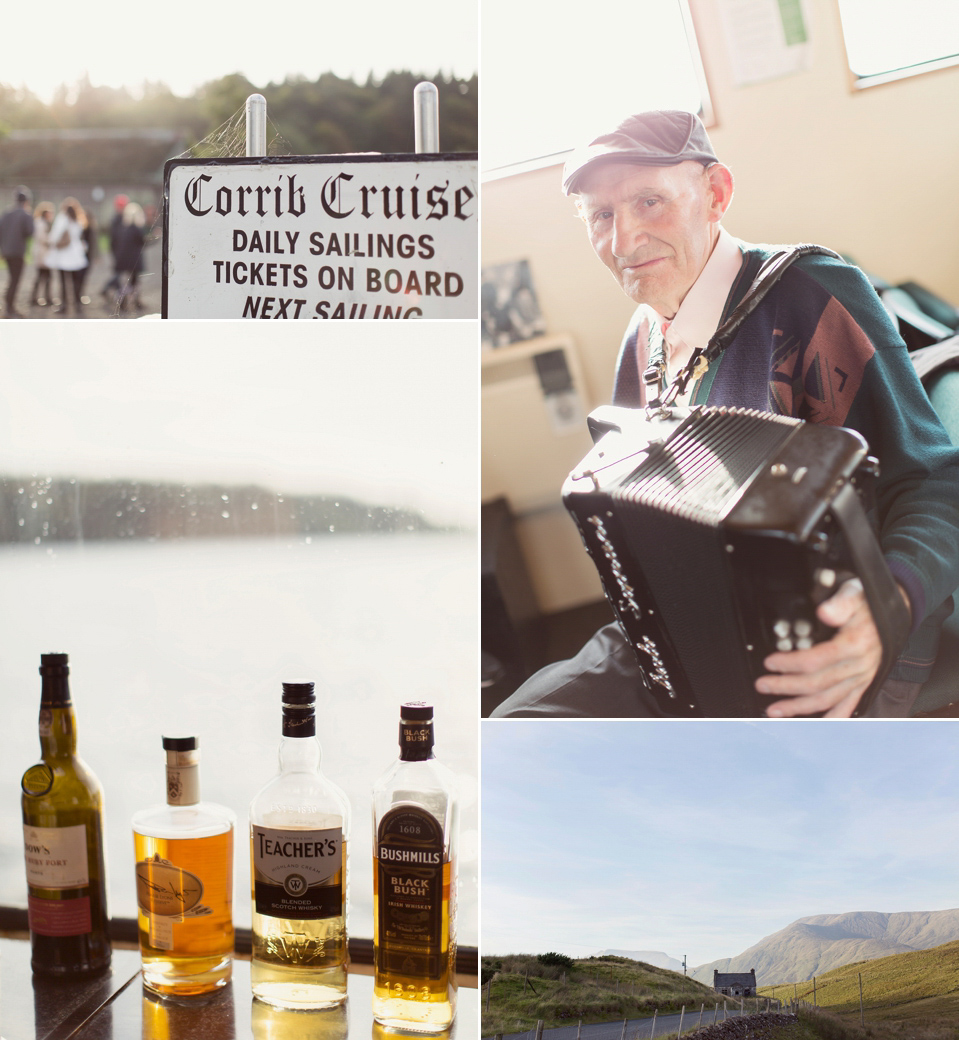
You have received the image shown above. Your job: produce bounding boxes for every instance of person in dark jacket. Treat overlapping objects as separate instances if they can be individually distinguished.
[100,193,129,300]
[0,186,35,318]
[115,202,146,311]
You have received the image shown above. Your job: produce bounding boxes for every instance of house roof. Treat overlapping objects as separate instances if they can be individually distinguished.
[714,972,756,985]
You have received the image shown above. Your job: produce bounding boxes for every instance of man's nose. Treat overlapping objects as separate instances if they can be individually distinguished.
[611,210,647,259]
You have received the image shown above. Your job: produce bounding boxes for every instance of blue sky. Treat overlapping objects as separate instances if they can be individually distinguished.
[482,720,959,966]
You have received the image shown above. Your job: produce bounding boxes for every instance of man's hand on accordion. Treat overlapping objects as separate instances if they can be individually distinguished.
[755,578,910,718]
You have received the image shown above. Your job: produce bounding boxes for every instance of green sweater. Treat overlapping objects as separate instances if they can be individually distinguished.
[612,244,959,681]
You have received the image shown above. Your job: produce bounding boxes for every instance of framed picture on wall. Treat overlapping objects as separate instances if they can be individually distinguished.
[481,259,547,347]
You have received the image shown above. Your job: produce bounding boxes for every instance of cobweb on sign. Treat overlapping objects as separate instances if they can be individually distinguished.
[109,105,293,317]
[174,105,294,160]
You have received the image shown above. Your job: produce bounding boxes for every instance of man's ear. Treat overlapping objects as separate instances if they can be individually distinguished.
[706,163,734,222]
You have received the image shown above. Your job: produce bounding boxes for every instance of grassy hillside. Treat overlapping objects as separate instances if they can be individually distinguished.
[483,953,727,1036]
[758,939,959,1025]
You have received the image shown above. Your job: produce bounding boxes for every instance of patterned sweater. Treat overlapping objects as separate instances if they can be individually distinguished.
[610,244,959,682]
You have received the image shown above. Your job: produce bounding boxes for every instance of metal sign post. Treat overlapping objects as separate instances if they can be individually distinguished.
[414,82,440,153]
[246,94,267,157]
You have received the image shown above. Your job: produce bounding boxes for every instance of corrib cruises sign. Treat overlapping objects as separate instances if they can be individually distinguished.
[162,154,478,319]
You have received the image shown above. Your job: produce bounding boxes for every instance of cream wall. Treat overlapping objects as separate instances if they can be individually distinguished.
[482,0,959,613]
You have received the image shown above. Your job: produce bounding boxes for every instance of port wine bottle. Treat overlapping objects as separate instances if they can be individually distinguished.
[21,652,112,976]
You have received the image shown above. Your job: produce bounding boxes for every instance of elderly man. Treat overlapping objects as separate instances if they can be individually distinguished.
[492,110,959,719]
[0,186,34,318]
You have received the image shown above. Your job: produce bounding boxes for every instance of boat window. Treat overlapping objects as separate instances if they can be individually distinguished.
[837,0,959,87]
[0,322,478,949]
[482,0,712,176]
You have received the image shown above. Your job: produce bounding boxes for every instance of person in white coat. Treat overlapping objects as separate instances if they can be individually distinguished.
[47,197,88,315]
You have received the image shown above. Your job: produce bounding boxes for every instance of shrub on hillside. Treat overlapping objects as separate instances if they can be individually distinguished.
[539,952,575,970]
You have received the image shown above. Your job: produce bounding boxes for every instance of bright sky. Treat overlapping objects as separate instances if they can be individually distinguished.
[482,720,959,967]
[3,0,476,103]
[0,321,477,528]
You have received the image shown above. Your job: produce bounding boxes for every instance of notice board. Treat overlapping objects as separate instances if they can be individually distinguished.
[162,154,478,319]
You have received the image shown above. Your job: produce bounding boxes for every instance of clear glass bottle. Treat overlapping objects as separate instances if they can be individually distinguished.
[250,680,351,1010]
[21,652,112,976]
[132,736,235,996]
[372,702,458,1031]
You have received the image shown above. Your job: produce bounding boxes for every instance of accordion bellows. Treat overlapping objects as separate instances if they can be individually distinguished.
[562,406,911,717]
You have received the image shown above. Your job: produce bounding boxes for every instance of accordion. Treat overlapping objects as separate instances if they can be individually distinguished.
[562,405,911,717]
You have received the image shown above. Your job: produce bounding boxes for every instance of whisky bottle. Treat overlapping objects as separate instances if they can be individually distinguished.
[372,702,457,1031]
[132,736,235,996]
[21,652,112,976]
[250,680,351,1009]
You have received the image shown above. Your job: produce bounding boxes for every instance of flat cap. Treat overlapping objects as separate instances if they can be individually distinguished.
[562,110,717,195]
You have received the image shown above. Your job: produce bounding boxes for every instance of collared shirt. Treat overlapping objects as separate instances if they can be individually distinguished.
[649,226,744,403]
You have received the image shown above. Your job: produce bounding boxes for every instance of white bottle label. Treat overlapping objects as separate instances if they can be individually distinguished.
[23,824,89,888]
[252,825,343,920]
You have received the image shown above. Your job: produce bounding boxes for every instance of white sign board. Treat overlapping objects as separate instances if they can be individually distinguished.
[162,154,478,319]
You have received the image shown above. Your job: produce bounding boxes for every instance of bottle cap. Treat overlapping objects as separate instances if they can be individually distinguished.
[400,701,433,721]
[39,653,69,676]
[162,736,198,751]
[282,681,315,704]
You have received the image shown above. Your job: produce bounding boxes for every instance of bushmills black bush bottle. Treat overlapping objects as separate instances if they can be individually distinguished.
[372,702,457,1031]
[21,652,112,976]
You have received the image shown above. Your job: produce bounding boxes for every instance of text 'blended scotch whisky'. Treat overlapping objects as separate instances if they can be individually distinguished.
[132,736,235,996]
[21,653,112,976]
[372,702,458,1031]
[249,680,351,1010]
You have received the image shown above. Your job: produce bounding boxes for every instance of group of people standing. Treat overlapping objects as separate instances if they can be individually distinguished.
[0,186,148,318]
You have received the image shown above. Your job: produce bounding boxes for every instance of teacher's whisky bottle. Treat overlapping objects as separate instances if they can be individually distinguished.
[372,702,457,1031]
[21,653,112,976]
[132,736,235,996]
[250,680,351,1009]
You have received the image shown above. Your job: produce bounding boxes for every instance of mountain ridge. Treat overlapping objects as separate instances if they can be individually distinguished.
[689,908,959,985]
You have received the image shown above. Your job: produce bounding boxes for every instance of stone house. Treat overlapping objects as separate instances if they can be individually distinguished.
[713,969,757,996]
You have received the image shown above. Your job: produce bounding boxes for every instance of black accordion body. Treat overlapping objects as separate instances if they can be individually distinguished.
[562,405,911,717]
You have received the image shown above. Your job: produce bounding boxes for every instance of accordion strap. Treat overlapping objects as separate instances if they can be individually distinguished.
[649,243,844,414]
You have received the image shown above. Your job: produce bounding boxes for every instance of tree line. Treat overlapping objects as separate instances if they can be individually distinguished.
[0,69,477,155]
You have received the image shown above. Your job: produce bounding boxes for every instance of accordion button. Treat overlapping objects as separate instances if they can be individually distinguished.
[773,619,791,638]
[816,567,837,589]
[794,619,813,637]
[776,638,794,652]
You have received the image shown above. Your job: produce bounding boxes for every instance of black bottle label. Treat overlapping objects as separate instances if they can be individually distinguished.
[376,806,445,979]
[252,825,343,920]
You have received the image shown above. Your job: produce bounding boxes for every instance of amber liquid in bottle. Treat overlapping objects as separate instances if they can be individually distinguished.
[132,736,235,996]
[21,652,112,976]
[372,702,457,1031]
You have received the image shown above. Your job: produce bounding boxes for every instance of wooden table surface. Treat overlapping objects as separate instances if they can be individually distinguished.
[0,938,477,1039]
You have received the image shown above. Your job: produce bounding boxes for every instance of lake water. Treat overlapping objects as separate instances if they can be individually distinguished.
[0,531,477,946]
